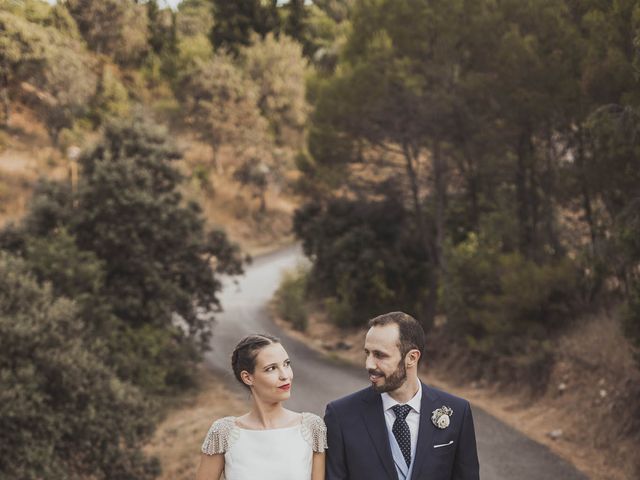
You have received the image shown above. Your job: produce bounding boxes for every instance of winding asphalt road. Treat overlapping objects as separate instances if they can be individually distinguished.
[204,245,588,480]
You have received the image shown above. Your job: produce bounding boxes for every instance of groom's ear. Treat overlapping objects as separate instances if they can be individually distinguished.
[406,349,421,368]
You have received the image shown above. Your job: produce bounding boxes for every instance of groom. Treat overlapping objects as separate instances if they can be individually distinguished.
[324,312,479,480]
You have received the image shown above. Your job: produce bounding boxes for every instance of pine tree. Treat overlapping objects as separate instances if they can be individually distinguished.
[209,0,279,56]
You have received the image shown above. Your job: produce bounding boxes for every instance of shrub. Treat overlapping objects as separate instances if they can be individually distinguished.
[1,115,244,393]
[293,188,431,327]
[0,253,160,479]
[442,234,582,367]
[323,296,354,328]
[275,265,309,331]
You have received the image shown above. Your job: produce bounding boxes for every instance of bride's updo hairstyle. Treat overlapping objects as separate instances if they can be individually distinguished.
[231,334,280,389]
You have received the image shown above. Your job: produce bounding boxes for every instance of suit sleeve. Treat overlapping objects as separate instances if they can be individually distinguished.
[324,402,349,480]
[452,401,480,480]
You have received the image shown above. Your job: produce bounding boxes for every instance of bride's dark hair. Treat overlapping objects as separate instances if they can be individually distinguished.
[231,334,280,388]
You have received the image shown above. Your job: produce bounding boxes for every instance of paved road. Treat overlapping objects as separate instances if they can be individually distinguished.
[204,245,588,480]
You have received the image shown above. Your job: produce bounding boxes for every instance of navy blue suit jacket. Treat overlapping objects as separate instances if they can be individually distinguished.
[324,383,480,480]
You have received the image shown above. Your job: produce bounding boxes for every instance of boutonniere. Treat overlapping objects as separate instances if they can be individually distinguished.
[431,406,453,429]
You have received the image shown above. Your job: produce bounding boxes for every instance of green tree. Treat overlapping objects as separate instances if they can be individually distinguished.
[2,115,244,391]
[176,53,271,170]
[241,33,308,147]
[294,182,430,327]
[312,0,353,22]
[73,116,244,344]
[0,11,97,139]
[305,0,507,328]
[0,253,160,479]
[0,11,46,126]
[66,0,149,65]
[177,0,214,38]
[209,0,280,56]
[283,0,311,54]
[36,28,98,142]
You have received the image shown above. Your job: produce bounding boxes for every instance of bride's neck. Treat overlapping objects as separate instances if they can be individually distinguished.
[248,397,288,429]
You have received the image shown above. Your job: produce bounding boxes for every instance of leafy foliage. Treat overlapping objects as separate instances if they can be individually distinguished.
[209,0,279,56]
[295,0,640,375]
[0,253,160,479]
[176,52,270,168]
[241,33,308,147]
[66,0,150,66]
[294,184,431,327]
[275,265,310,331]
[1,115,244,391]
[442,234,582,354]
[0,10,97,137]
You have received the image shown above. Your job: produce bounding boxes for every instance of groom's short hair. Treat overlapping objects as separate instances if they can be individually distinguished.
[368,311,426,363]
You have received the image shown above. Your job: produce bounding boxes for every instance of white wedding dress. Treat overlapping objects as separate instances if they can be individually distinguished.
[201,412,327,480]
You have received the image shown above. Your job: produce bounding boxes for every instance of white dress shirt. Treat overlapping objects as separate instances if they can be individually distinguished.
[381,379,422,460]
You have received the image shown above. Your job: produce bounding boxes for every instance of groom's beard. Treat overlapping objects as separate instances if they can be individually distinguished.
[369,360,407,393]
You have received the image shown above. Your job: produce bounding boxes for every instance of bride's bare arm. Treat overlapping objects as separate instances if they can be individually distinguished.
[311,451,326,480]
[196,453,224,480]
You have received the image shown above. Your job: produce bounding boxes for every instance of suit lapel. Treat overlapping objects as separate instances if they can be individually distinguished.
[410,383,440,480]
[361,388,398,480]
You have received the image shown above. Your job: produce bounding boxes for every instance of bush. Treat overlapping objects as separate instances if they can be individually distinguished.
[0,253,159,479]
[323,295,354,328]
[1,115,244,393]
[275,265,309,331]
[293,186,431,327]
[442,234,583,365]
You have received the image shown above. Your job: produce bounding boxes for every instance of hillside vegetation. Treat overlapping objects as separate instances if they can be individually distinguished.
[275,0,640,477]
[3,0,640,478]
[0,0,344,477]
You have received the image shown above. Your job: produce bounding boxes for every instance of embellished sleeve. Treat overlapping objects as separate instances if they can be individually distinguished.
[201,416,237,455]
[301,412,328,453]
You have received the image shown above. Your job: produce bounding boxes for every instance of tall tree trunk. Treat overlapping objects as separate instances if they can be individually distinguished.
[259,190,267,213]
[466,159,480,234]
[542,126,561,257]
[453,112,479,232]
[433,140,447,272]
[576,126,597,250]
[1,62,10,128]
[516,129,533,257]
[402,141,437,332]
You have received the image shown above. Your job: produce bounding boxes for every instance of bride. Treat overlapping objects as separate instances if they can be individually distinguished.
[196,334,327,480]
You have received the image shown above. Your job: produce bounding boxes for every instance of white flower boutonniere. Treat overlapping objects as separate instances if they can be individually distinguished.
[431,406,453,429]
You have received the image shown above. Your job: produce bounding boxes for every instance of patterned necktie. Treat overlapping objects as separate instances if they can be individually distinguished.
[392,404,412,467]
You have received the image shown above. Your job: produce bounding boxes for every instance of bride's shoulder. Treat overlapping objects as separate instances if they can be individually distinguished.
[201,416,239,455]
[300,412,325,428]
[300,412,328,453]
[210,416,237,431]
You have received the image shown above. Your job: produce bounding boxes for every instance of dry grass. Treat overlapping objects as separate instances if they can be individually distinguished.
[273,304,640,480]
[0,108,298,256]
[177,137,298,255]
[145,369,249,480]
[0,107,67,225]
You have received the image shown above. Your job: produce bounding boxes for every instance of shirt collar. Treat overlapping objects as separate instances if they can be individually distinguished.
[381,378,422,414]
